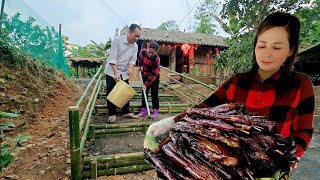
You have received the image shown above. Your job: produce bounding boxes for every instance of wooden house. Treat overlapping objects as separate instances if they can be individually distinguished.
[120,27,228,82]
[69,57,102,78]
[295,43,320,85]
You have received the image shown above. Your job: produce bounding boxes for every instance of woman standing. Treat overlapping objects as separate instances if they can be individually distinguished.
[137,42,161,119]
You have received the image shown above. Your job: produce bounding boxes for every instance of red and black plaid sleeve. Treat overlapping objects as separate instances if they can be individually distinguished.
[144,56,160,87]
[289,75,314,158]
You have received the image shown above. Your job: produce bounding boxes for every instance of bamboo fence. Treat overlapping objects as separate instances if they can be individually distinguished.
[68,65,216,179]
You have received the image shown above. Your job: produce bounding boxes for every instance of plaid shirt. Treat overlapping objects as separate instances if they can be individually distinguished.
[139,49,160,87]
[175,70,315,158]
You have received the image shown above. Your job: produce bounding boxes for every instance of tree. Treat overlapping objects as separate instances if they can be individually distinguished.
[193,0,219,35]
[157,20,179,31]
[295,0,320,48]
[1,12,62,66]
[213,0,312,73]
[66,39,112,60]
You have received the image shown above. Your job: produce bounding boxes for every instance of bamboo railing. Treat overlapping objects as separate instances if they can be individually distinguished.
[160,66,217,91]
[68,66,103,179]
[160,72,208,99]
[68,65,217,179]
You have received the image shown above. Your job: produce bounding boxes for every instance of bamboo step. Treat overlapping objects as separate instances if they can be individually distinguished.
[95,103,190,109]
[102,89,164,94]
[100,93,174,97]
[99,93,180,101]
[103,86,164,90]
[81,164,152,177]
[94,103,190,114]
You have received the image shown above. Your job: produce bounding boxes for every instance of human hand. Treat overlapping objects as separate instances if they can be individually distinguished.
[113,73,120,81]
[146,116,175,137]
[127,68,132,76]
[142,85,146,91]
[144,134,158,152]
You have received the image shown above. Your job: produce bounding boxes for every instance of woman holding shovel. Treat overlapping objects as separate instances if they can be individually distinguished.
[137,42,161,119]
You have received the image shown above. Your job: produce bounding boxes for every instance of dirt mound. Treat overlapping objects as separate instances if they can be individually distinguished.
[0,59,83,179]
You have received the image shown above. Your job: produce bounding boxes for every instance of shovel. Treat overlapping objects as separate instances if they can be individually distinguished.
[139,71,151,120]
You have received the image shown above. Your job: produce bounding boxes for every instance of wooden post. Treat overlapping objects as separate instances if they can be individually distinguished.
[76,63,79,78]
[0,0,6,27]
[90,159,97,179]
[94,105,99,114]
[69,106,81,180]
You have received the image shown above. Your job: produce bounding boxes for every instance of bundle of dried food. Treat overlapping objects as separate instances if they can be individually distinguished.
[144,103,298,180]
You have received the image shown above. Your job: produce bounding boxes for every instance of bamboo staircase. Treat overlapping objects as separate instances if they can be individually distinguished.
[68,66,216,179]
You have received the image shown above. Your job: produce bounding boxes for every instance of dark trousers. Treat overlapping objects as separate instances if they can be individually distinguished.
[141,75,159,110]
[106,74,131,116]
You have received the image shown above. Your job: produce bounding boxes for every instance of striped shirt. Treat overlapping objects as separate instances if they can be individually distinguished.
[175,70,315,158]
[138,49,160,87]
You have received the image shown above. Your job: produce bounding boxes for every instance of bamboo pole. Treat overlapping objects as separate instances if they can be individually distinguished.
[80,73,103,131]
[100,93,170,98]
[161,73,208,98]
[143,124,147,133]
[94,127,143,134]
[96,108,186,114]
[95,132,144,138]
[80,81,102,154]
[91,159,97,179]
[83,159,147,171]
[160,65,217,91]
[160,81,198,105]
[76,66,103,107]
[68,106,81,180]
[91,122,152,129]
[83,152,145,164]
[95,103,190,109]
[82,164,152,177]
[90,126,95,142]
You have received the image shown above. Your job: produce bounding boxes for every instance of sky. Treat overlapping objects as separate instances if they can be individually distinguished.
[4,0,226,46]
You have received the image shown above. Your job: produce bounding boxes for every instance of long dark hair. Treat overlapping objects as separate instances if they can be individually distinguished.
[148,42,159,51]
[250,12,300,97]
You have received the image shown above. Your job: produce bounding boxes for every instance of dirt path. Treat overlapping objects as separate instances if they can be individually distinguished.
[1,78,319,180]
[1,76,83,180]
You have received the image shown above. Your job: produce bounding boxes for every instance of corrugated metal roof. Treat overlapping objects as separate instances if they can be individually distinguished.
[120,27,227,47]
[297,43,320,63]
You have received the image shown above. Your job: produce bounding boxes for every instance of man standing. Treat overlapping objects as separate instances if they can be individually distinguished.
[105,24,141,123]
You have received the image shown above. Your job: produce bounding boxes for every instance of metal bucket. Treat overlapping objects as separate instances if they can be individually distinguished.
[107,80,137,108]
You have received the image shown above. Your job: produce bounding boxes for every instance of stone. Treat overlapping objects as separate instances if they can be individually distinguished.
[65,169,71,175]
[39,153,47,159]
[4,175,20,179]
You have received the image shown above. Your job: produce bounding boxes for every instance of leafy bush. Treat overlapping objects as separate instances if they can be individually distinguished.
[0,122,31,170]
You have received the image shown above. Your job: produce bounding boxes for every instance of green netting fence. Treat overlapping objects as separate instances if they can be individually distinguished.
[0,0,70,76]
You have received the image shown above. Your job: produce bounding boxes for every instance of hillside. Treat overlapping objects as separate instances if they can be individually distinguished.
[0,56,83,179]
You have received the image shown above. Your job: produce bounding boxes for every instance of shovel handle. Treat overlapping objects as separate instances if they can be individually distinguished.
[139,71,151,117]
